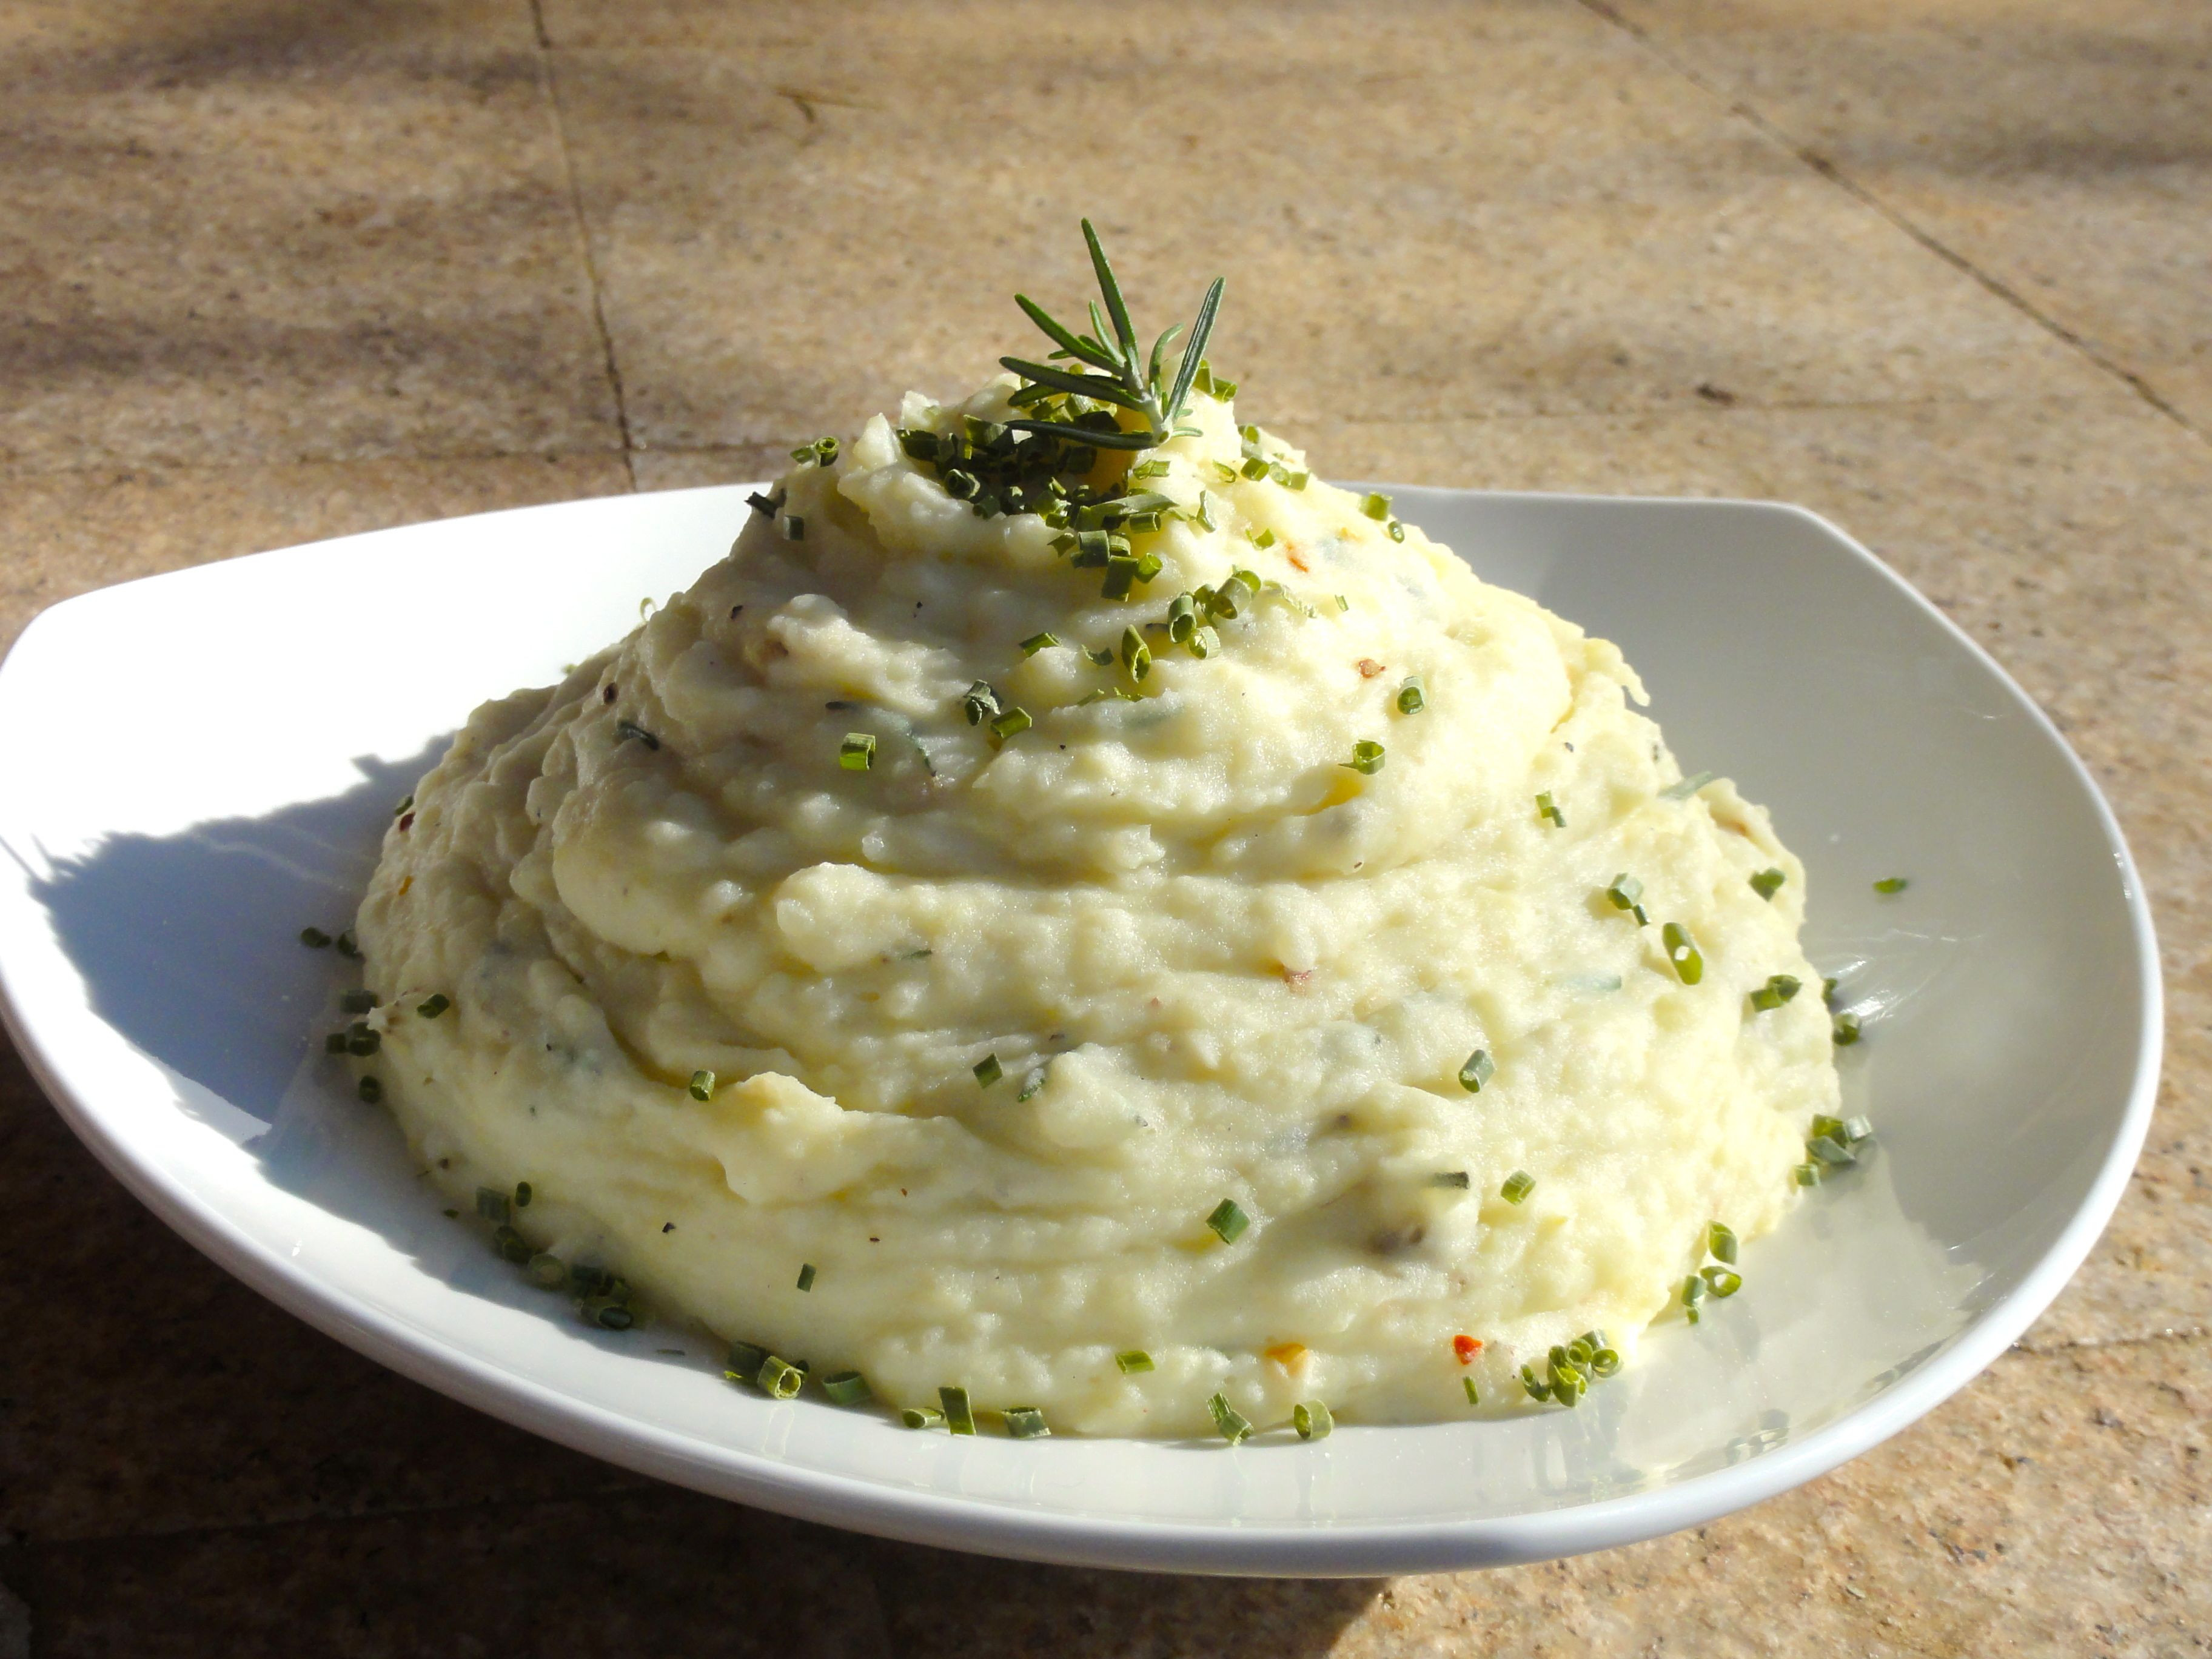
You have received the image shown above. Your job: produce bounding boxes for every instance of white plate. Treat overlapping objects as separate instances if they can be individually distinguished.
[0,485,2158,1576]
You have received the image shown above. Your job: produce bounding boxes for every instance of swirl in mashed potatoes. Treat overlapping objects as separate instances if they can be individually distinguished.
[356,373,1840,1435]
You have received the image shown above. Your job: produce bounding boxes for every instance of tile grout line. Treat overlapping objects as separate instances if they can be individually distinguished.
[1569,0,2208,451]
[529,0,638,492]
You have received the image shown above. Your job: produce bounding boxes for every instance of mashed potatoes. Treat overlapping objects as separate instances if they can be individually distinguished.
[355,370,1839,1436]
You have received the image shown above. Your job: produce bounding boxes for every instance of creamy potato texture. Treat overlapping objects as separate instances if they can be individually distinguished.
[357,377,1840,1435]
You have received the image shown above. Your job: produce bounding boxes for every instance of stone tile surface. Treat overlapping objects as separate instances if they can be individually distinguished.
[0,2,620,470]
[2,1,2208,1654]
[13,1489,892,1659]
[1312,392,2212,1350]
[1604,0,2212,431]
[862,1335,2210,1658]
[542,1,2096,455]
[0,1042,643,1543]
[0,452,631,655]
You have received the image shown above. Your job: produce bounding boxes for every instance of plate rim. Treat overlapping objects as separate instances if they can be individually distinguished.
[0,483,2163,1577]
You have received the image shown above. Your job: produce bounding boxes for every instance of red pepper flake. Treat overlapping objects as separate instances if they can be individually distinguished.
[1356,659,1385,679]
[1287,548,1311,572]
[397,813,415,832]
[1452,1335,1483,1365]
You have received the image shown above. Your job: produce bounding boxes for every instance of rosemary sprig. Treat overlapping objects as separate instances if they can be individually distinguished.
[1001,220,1225,452]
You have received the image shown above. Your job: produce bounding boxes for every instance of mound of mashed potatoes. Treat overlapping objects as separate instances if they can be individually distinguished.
[355,374,1840,1436]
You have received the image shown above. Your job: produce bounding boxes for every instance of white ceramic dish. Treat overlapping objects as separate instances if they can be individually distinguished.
[0,484,2157,1576]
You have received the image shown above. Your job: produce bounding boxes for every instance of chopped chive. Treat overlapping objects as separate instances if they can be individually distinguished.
[1832,1011,1862,1045]
[780,515,805,541]
[1521,1364,1551,1403]
[344,1022,380,1056]
[1020,631,1060,655]
[587,1299,635,1330]
[1101,554,1141,601]
[1241,456,1271,481]
[1212,461,1239,485]
[1205,1198,1250,1244]
[1661,770,1714,800]
[1361,491,1392,521]
[299,926,332,948]
[1462,1376,1480,1406]
[1500,1170,1535,1205]
[1429,1170,1471,1189]
[973,1053,1003,1088]
[939,1386,976,1435]
[1116,1349,1155,1374]
[726,1341,768,1385]
[476,1186,511,1223]
[1874,876,1909,894]
[1535,791,1566,828]
[746,488,781,517]
[526,1252,566,1289]
[1335,594,1349,611]
[1295,1399,1334,1439]
[1132,458,1170,478]
[357,1074,382,1104]
[416,993,450,1018]
[1016,1066,1047,1102]
[1604,873,1644,913]
[796,1262,816,1292]
[1822,976,1840,1006]
[1002,1405,1051,1439]
[514,1181,532,1208]
[1749,973,1802,1012]
[1286,471,1309,490]
[1458,1049,1494,1093]
[1809,1134,1857,1167]
[1387,520,1406,543]
[615,720,661,751]
[1167,592,1198,643]
[839,731,876,771]
[1709,1222,1739,1264]
[1794,1161,1822,1187]
[333,930,361,960]
[962,682,1002,726]
[1663,922,1704,985]
[1703,1265,1743,1298]
[340,988,375,1014]
[1396,676,1425,715]
[1119,626,1151,682]
[1683,1274,1705,1323]
[988,706,1033,742]
[1750,868,1786,900]
[1249,526,1276,549]
[1843,1114,1874,1144]
[759,1356,804,1398]
[688,1069,715,1101]
[492,1224,531,1264]
[900,1406,945,1429]
[1188,623,1220,659]
[1341,740,1386,775]
[821,1370,871,1407]
[1207,1391,1252,1445]
[324,1031,347,1054]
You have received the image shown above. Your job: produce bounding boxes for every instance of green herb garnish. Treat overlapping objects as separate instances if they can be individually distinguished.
[1663,922,1703,985]
[1207,1391,1252,1445]
[1116,1349,1155,1374]
[839,732,875,771]
[796,1262,816,1292]
[1205,1198,1250,1244]
[1750,868,1786,900]
[417,993,450,1018]
[688,1069,715,1101]
[300,926,332,949]
[940,1385,977,1435]
[1874,876,1909,894]
[1342,740,1386,775]
[821,1370,871,1407]
[973,1053,1003,1088]
[1396,676,1425,715]
[1295,1399,1333,1438]
[1500,1170,1535,1205]
[1458,1049,1494,1093]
